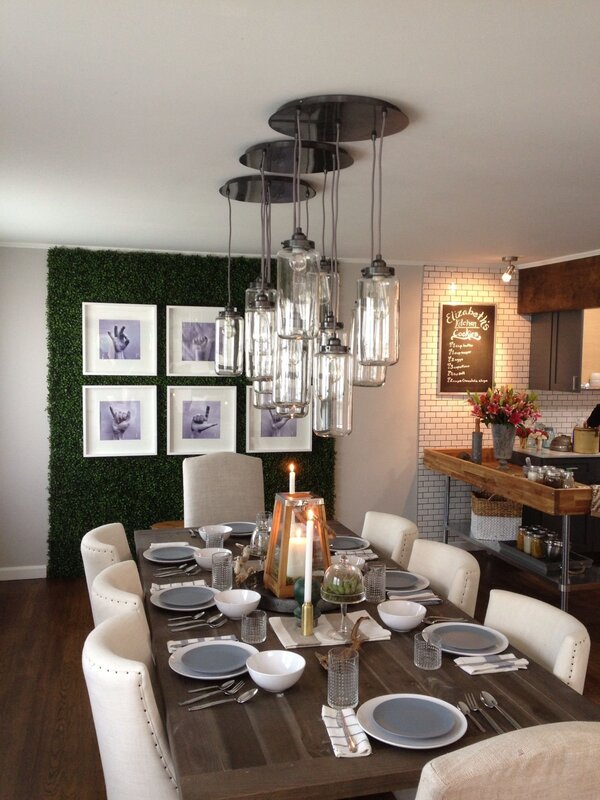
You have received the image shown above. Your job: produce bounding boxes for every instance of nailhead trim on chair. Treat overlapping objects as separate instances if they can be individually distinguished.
[82,543,117,561]
[83,652,179,791]
[457,569,476,609]
[92,588,141,609]
[567,636,588,688]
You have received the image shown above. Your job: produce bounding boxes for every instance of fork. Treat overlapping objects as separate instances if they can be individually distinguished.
[178,680,245,707]
[465,692,503,734]
[154,562,190,575]
[154,565,201,579]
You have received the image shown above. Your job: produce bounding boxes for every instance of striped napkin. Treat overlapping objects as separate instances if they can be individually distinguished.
[387,590,441,605]
[321,706,371,757]
[150,579,207,594]
[454,652,529,675]
[149,541,189,549]
[334,548,379,561]
[270,610,391,649]
[167,633,237,653]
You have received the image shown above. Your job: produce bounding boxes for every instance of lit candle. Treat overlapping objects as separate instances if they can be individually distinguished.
[304,510,314,603]
[289,462,296,493]
[287,525,305,578]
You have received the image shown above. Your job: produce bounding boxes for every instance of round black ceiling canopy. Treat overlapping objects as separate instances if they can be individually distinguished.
[239,139,353,175]
[268,94,409,143]
[219,175,316,203]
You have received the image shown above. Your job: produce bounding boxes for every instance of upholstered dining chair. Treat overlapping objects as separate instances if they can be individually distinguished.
[407,540,480,616]
[413,721,600,799]
[90,559,147,631]
[360,511,418,568]
[484,588,590,694]
[81,522,132,598]
[183,452,265,528]
[82,609,179,800]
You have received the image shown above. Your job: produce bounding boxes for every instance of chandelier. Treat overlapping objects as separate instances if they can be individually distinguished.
[217,94,409,437]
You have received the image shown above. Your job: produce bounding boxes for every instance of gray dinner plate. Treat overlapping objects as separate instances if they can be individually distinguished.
[181,643,250,675]
[372,697,456,739]
[224,522,255,536]
[435,624,498,651]
[331,536,370,551]
[385,571,420,590]
[147,546,196,562]
[158,586,215,607]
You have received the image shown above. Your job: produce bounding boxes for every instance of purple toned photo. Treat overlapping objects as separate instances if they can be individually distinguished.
[181,322,216,362]
[182,400,221,439]
[99,319,141,360]
[260,408,297,438]
[99,401,141,441]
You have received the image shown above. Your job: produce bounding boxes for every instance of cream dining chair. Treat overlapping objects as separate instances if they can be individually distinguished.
[81,522,132,597]
[183,452,265,528]
[407,539,480,616]
[484,589,590,694]
[82,609,179,800]
[413,721,600,799]
[360,511,418,568]
[90,559,147,631]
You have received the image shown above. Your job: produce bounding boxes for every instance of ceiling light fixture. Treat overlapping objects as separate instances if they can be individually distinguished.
[501,255,518,283]
[215,189,244,376]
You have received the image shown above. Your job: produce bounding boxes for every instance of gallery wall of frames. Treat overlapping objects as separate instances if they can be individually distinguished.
[47,247,335,578]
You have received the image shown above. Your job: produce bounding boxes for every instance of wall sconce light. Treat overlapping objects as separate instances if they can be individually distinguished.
[501,255,518,283]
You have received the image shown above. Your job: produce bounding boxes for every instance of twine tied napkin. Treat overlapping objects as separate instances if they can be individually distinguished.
[454,652,529,675]
[321,706,371,757]
[150,579,207,594]
[269,610,391,649]
[387,590,441,605]
[167,633,237,653]
[149,541,189,549]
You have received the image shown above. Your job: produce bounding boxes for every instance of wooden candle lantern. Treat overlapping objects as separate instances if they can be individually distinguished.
[263,493,332,598]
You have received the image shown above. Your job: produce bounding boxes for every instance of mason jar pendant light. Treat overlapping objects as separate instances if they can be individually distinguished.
[356,113,400,367]
[351,303,386,387]
[215,189,244,376]
[272,336,312,417]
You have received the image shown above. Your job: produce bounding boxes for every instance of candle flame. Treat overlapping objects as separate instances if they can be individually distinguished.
[307,509,314,520]
[289,462,295,472]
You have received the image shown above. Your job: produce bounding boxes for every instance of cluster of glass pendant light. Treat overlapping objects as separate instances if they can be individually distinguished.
[215,95,409,437]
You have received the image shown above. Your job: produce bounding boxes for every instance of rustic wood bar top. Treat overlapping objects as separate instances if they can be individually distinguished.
[135,527,600,800]
[424,447,592,516]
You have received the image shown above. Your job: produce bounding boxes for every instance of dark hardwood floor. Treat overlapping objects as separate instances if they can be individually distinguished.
[1,554,599,800]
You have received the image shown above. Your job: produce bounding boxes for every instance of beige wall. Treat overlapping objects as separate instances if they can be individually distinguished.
[0,246,49,578]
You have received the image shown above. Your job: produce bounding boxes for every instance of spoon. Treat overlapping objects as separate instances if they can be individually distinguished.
[168,615,227,632]
[168,611,224,629]
[480,691,521,729]
[167,611,206,622]
[457,700,485,732]
[188,687,259,711]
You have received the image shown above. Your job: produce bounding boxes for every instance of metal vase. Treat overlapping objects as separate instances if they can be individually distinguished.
[491,424,516,469]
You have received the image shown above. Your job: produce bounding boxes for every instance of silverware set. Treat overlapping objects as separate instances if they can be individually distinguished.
[153,563,200,578]
[187,687,259,712]
[458,691,520,734]
[167,612,226,632]
[179,680,246,706]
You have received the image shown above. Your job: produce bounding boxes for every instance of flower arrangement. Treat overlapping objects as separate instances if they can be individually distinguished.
[467,386,541,427]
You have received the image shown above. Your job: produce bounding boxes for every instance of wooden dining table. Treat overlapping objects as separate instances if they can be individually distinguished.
[135,525,600,800]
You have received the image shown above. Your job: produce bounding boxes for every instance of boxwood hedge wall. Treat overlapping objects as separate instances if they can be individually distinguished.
[47,247,335,578]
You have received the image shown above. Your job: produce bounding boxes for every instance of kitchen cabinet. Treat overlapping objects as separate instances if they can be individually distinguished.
[529,310,583,392]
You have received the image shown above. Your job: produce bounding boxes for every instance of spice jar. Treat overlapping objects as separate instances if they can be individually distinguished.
[530,532,546,559]
[527,466,544,482]
[523,529,533,555]
[563,468,576,489]
[544,467,564,488]
[516,526,528,551]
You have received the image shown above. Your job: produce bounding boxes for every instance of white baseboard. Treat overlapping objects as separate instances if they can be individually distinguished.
[0,564,47,581]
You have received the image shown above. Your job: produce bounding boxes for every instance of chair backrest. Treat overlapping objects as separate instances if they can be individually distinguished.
[407,539,480,616]
[415,721,600,799]
[360,511,418,568]
[484,588,590,694]
[81,522,132,596]
[90,560,147,630]
[82,610,179,800]
[183,452,265,527]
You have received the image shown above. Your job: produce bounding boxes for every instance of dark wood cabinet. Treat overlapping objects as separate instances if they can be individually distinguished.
[529,310,583,392]
[511,450,600,555]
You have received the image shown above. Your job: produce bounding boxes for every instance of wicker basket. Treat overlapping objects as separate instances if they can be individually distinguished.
[470,491,522,541]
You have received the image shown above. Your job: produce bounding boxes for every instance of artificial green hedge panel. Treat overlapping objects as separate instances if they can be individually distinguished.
[47,247,335,578]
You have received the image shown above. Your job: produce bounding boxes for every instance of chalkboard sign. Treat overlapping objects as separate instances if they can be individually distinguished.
[438,303,495,394]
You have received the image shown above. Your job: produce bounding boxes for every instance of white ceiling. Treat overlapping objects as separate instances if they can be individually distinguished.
[2,0,600,265]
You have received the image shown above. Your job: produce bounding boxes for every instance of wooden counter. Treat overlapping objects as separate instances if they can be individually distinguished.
[423,447,592,516]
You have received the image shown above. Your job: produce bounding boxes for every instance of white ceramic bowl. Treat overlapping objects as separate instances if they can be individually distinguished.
[193,547,229,570]
[331,554,366,570]
[214,589,261,619]
[246,650,305,693]
[377,600,427,632]
[198,524,232,543]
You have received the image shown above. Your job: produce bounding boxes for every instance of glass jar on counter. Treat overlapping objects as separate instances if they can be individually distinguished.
[563,468,576,489]
[526,466,544,482]
[516,526,528,551]
[543,467,565,488]
[530,532,546,559]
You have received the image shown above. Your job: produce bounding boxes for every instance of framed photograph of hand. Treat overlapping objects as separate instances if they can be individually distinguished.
[82,302,157,375]
[83,385,157,457]
[167,385,236,455]
[245,387,312,453]
[166,305,221,376]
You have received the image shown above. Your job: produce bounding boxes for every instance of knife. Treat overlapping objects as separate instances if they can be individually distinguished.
[478,706,503,734]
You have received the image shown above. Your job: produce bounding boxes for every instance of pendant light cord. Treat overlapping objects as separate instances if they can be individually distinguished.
[259,150,266,291]
[332,121,341,321]
[377,109,387,257]
[370,132,376,263]
[296,107,303,232]
[321,169,328,257]
[226,188,232,306]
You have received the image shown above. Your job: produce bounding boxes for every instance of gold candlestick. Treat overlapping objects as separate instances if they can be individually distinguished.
[301,602,314,636]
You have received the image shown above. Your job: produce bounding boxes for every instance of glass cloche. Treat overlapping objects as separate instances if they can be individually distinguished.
[321,554,365,640]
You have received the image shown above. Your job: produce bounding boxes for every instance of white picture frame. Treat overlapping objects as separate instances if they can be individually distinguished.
[245,387,313,453]
[83,385,157,457]
[167,385,237,455]
[82,302,157,376]
[166,305,221,376]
